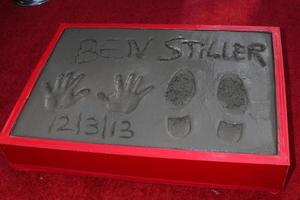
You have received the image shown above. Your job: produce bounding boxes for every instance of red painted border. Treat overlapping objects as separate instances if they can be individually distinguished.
[0,24,290,166]
[11,163,285,193]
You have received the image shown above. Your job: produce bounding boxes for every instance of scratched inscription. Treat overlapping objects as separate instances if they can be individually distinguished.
[12,28,277,154]
[76,38,267,67]
[49,113,134,139]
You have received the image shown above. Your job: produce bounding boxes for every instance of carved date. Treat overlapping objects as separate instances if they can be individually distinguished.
[48,113,135,139]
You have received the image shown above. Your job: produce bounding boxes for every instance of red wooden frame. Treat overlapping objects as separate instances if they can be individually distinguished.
[0,24,290,193]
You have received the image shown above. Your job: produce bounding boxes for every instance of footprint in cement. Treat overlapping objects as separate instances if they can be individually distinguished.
[165,69,196,107]
[167,115,191,138]
[216,73,248,143]
[165,69,196,139]
[217,73,248,114]
[217,120,243,143]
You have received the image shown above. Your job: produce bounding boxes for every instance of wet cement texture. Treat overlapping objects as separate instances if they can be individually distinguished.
[12,28,277,154]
